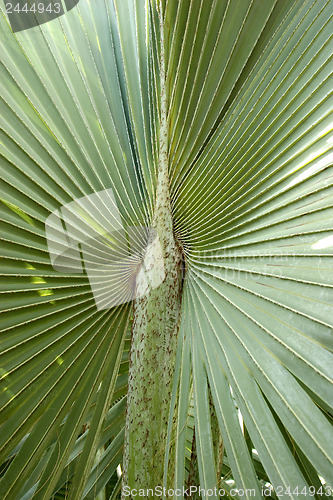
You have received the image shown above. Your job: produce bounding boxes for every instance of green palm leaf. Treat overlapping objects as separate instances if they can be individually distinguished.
[1,0,332,498]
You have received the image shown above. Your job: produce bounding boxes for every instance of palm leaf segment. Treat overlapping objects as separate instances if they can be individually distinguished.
[0,0,332,498]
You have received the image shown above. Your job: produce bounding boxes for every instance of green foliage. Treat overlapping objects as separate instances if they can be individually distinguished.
[0,0,332,498]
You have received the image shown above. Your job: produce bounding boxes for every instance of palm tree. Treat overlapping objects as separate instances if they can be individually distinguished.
[0,0,332,498]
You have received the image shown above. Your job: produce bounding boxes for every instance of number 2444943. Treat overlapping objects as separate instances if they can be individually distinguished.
[5,3,62,14]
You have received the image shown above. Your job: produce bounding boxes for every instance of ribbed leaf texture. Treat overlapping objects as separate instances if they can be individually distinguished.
[0,0,332,498]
